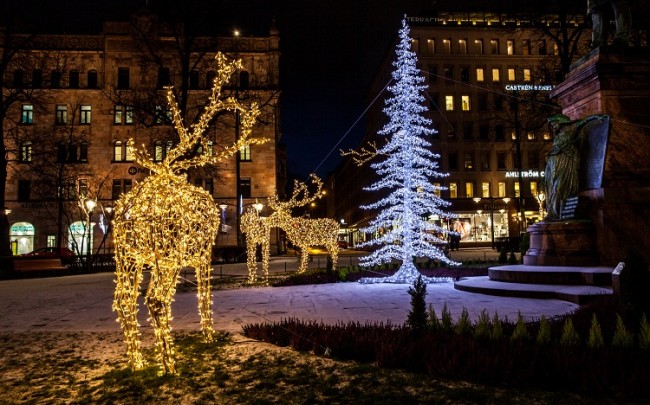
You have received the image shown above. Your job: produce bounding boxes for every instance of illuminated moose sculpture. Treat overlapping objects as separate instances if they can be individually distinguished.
[241,175,339,281]
[112,53,263,374]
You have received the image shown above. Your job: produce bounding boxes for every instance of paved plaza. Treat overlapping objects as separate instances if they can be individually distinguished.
[0,249,579,334]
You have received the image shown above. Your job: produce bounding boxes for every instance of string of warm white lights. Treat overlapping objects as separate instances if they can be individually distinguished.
[357,18,459,284]
[112,52,264,374]
[241,174,339,279]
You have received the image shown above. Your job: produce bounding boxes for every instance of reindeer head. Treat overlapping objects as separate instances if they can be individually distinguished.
[133,52,266,177]
[267,174,325,218]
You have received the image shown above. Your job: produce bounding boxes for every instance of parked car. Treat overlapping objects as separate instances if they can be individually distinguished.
[22,247,76,264]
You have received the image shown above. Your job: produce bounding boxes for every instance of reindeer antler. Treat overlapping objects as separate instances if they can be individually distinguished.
[341,141,383,166]
[135,52,266,174]
[267,174,325,212]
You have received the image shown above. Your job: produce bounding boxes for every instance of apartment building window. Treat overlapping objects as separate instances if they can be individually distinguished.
[19,141,32,162]
[448,152,458,171]
[476,67,484,82]
[57,141,88,163]
[239,71,250,89]
[498,182,506,197]
[478,94,487,111]
[523,68,532,82]
[80,105,92,124]
[479,125,489,140]
[18,180,30,202]
[507,40,514,55]
[474,39,483,54]
[442,38,451,53]
[514,181,520,198]
[113,141,123,161]
[158,67,171,88]
[21,104,33,124]
[444,66,453,81]
[79,142,88,162]
[50,70,62,88]
[522,39,531,55]
[527,131,536,141]
[239,178,252,198]
[497,152,507,170]
[445,95,454,111]
[32,69,43,88]
[194,178,214,195]
[495,125,505,141]
[508,68,516,81]
[538,39,547,55]
[492,68,500,82]
[154,141,164,162]
[490,39,499,54]
[411,38,419,52]
[125,140,136,161]
[449,182,458,198]
[428,66,437,83]
[87,70,98,88]
[553,43,559,56]
[543,131,552,141]
[206,70,216,87]
[461,95,471,111]
[463,123,473,140]
[464,152,474,170]
[460,66,469,83]
[426,38,435,54]
[494,95,504,111]
[78,179,88,199]
[239,145,252,161]
[117,67,130,89]
[465,182,474,198]
[530,181,539,197]
[112,179,132,200]
[13,70,24,87]
[458,39,467,54]
[155,105,172,124]
[480,151,490,170]
[189,70,200,89]
[482,182,491,198]
[511,130,518,141]
[69,70,79,88]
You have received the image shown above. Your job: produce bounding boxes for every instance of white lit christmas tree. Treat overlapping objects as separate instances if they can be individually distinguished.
[359,18,458,284]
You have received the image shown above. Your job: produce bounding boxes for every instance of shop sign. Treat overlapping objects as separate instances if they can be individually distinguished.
[505,170,544,179]
[505,84,554,91]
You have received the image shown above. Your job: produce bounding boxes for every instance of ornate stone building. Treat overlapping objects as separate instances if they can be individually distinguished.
[2,15,284,256]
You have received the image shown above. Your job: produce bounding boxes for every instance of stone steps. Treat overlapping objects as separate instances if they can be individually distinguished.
[454,265,615,305]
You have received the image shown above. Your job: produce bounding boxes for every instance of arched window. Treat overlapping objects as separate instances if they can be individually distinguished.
[154,141,164,162]
[10,222,35,255]
[19,141,32,162]
[125,139,136,161]
[113,141,123,161]
[87,70,98,88]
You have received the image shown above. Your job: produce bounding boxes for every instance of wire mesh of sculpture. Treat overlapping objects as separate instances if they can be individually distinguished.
[240,208,271,283]
[112,52,263,374]
[353,18,459,284]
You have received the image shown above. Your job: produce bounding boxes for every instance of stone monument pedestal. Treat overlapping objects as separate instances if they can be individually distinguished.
[524,221,598,266]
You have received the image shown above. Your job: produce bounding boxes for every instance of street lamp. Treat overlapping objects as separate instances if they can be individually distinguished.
[535,191,546,218]
[84,199,96,271]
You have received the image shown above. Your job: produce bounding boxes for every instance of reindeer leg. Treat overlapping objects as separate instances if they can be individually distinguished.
[195,252,215,342]
[262,236,270,282]
[113,254,145,371]
[330,242,339,271]
[246,239,258,283]
[145,266,180,374]
[298,245,310,273]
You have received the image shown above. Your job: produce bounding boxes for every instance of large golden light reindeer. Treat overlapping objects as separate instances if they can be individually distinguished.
[268,175,339,274]
[112,53,263,374]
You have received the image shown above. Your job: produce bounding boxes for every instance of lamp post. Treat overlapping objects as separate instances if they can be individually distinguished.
[84,198,96,271]
[535,191,546,219]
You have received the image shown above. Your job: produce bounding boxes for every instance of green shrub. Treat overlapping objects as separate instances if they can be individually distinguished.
[587,314,605,349]
[406,276,428,332]
[640,314,650,351]
[507,251,518,265]
[490,312,503,341]
[612,314,633,349]
[427,304,440,331]
[498,247,508,264]
[441,303,453,332]
[560,318,580,347]
[536,315,552,346]
[455,308,472,335]
[511,312,530,341]
[338,266,349,282]
[474,309,491,340]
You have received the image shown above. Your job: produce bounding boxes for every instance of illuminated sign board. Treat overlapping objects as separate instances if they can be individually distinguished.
[504,84,554,91]
[505,170,545,178]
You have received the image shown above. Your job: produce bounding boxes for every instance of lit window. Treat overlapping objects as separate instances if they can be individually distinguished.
[433,182,441,197]
[507,40,514,55]
[530,181,538,196]
[498,182,506,197]
[465,182,474,198]
[464,152,474,169]
[445,95,454,111]
[19,141,32,162]
[113,141,123,161]
[527,132,536,141]
[492,68,500,82]
[443,39,451,53]
[514,182,520,198]
[458,39,467,54]
[523,68,531,82]
[239,145,251,161]
[125,106,133,124]
[461,95,470,111]
[80,105,92,124]
[114,105,123,124]
[21,105,33,124]
[449,182,458,198]
[411,38,419,52]
[205,141,214,156]
[522,39,530,55]
[490,39,499,54]
[543,132,551,141]
[476,68,484,82]
[474,39,483,54]
[56,105,67,125]
[508,68,516,81]
[154,141,164,162]
[482,182,491,198]
[427,38,435,54]
[125,140,136,161]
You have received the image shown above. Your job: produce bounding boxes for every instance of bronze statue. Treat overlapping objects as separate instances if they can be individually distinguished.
[544,114,605,220]
[588,0,632,48]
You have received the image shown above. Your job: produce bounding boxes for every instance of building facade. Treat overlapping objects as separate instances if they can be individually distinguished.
[329,9,588,249]
[2,15,284,256]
